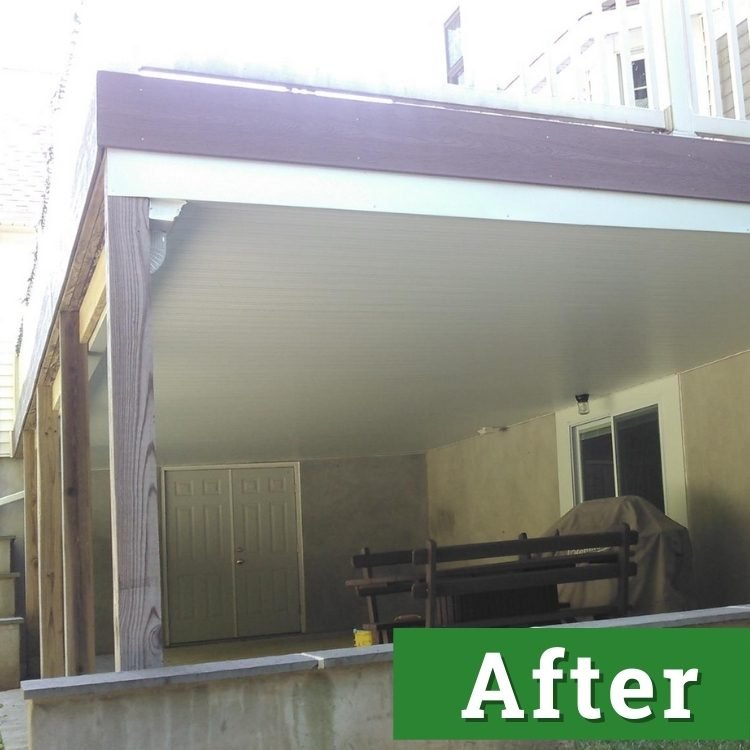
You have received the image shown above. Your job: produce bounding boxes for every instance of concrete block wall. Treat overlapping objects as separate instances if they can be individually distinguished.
[24,647,530,750]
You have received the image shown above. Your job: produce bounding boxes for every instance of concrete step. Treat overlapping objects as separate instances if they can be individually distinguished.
[0,617,22,690]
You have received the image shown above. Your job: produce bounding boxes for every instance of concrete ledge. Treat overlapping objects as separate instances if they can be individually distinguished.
[22,644,396,701]
[22,652,319,701]
[302,643,394,668]
[544,604,750,628]
[21,608,748,750]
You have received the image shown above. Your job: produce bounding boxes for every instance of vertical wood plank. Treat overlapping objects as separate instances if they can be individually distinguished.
[59,309,96,676]
[35,385,65,677]
[105,196,163,671]
[22,429,40,679]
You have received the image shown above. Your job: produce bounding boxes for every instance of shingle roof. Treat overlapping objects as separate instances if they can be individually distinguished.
[0,69,54,229]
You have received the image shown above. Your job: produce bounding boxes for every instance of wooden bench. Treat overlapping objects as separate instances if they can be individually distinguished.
[412,524,638,628]
[345,546,424,644]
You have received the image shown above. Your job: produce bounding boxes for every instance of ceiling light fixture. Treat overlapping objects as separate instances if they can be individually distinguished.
[575,393,590,416]
[477,426,503,436]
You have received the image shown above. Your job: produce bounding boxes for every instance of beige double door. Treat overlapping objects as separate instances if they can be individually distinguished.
[164,465,301,644]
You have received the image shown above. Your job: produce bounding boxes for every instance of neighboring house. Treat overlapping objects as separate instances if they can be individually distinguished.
[0,69,50,690]
[717,17,750,115]
[0,68,49,482]
[5,1,750,746]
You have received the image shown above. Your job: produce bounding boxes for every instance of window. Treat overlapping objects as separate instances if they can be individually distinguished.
[573,405,665,511]
[555,376,688,526]
[617,54,649,107]
[631,58,648,107]
[444,9,464,85]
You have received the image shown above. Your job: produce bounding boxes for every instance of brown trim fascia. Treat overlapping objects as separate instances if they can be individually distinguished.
[97,70,750,204]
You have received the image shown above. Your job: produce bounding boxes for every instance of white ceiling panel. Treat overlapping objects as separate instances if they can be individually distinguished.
[89,201,750,465]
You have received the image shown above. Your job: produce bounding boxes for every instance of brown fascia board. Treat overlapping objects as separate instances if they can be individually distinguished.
[96,70,750,203]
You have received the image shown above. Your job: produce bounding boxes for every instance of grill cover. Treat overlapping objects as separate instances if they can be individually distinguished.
[543,496,693,615]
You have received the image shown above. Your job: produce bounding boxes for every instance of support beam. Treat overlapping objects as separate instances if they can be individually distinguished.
[59,309,96,676]
[79,251,107,346]
[105,196,163,670]
[51,370,61,412]
[22,429,40,679]
[35,385,65,677]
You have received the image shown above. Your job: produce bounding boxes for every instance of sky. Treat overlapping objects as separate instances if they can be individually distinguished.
[0,0,78,72]
[0,0,584,88]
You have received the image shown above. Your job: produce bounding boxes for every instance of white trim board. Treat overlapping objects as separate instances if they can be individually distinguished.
[554,374,688,528]
[106,149,750,234]
[0,491,23,508]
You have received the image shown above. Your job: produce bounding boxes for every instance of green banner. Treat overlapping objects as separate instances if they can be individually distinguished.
[393,628,750,740]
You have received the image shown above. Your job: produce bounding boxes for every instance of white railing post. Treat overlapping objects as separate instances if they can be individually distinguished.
[655,0,698,134]
[592,0,613,104]
[642,0,664,108]
[701,0,724,116]
[616,0,637,106]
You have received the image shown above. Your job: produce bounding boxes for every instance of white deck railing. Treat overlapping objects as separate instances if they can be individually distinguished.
[458,0,750,139]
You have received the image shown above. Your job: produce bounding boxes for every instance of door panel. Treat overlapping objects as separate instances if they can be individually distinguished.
[165,469,235,643]
[232,467,301,637]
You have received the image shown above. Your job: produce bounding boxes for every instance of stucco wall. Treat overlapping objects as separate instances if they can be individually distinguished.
[426,415,560,544]
[680,351,750,607]
[300,454,428,633]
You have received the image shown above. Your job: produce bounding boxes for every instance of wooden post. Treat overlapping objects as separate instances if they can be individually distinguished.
[35,385,65,677]
[105,196,163,670]
[59,309,96,676]
[22,429,40,679]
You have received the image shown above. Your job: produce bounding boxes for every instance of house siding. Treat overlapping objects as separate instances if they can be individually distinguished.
[680,350,750,608]
[0,356,15,458]
[426,414,560,545]
[718,19,750,118]
[299,454,428,634]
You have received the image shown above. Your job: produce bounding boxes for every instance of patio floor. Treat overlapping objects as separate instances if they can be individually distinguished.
[165,629,353,665]
[93,629,353,671]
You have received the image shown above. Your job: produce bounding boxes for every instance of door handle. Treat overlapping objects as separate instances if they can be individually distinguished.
[235,559,246,565]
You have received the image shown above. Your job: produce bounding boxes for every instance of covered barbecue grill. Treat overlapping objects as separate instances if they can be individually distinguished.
[543,495,694,615]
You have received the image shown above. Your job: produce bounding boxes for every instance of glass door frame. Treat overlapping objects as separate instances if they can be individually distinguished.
[555,375,688,527]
